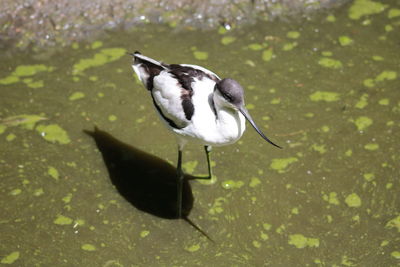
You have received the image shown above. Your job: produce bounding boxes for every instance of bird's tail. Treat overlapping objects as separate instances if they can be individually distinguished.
[129,51,167,90]
[131,51,166,67]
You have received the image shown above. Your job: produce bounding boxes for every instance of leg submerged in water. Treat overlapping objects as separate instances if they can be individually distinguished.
[176,149,184,218]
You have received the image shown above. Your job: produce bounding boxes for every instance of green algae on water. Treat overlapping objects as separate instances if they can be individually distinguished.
[108,115,117,122]
[23,78,44,88]
[185,244,200,252]
[363,173,375,182]
[309,91,340,102]
[91,41,103,49]
[372,55,384,61]
[48,166,59,180]
[246,103,255,109]
[209,197,227,215]
[385,24,393,32]
[0,124,6,135]
[318,57,343,69]
[54,214,73,225]
[74,219,85,226]
[36,124,71,144]
[364,143,379,151]
[326,14,336,22]
[270,157,298,173]
[391,251,400,259]
[363,78,375,88]
[355,93,368,109]
[1,114,47,130]
[71,42,79,49]
[34,188,44,197]
[248,43,264,51]
[217,25,229,35]
[354,116,373,131]
[263,223,272,231]
[276,224,286,235]
[260,231,269,240]
[81,244,97,251]
[245,59,256,67]
[89,75,98,82]
[341,255,357,266]
[1,251,20,264]
[0,75,19,85]
[375,70,397,82]
[62,193,73,203]
[72,48,127,75]
[348,0,387,20]
[262,49,273,62]
[182,160,198,173]
[269,97,282,105]
[14,65,53,77]
[385,215,400,232]
[288,234,320,249]
[10,188,22,196]
[323,192,340,205]
[291,207,299,215]
[338,36,353,46]
[69,92,85,101]
[345,193,362,207]
[221,36,236,45]
[286,31,300,39]
[249,177,261,188]
[321,51,333,57]
[221,179,244,189]
[6,133,16,142]
[140,230,150,238]
[282,42,297,51]
[380,240,389,247]
[14,65,52,77]
[252,240,262,248]
[193,51,208,60]
[320,125,330,133]
[0,64,54,85]
[388,8,400,19]
[311,144,327,154]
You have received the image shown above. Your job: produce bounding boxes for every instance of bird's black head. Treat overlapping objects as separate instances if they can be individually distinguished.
[215,78,245,107]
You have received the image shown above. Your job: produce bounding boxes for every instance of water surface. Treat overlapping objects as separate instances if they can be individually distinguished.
[1,0,399,265]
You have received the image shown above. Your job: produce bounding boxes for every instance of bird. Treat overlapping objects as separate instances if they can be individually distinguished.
[130,51,281,218]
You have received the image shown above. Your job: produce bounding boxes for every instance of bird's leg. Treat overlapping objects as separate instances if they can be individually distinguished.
[189,146,213,180]
[176,149,184,218]
[204,145,212,179]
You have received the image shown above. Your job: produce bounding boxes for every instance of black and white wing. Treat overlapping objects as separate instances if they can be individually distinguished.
[132,52,219,129]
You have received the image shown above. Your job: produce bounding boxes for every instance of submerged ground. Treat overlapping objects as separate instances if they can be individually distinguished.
[1,0,399,266]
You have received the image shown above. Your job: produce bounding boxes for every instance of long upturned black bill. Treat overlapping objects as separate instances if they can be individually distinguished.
[239,107,282,149]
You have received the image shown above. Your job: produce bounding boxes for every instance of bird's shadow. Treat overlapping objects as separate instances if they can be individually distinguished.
[84,127,194,219]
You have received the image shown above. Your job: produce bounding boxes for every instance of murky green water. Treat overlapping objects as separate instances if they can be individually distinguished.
[1,0,400,266]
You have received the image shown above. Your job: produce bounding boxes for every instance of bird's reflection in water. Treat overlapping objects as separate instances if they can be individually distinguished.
[84,127,212,240]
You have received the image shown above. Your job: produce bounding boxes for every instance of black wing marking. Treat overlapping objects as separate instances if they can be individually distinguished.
[133,52,165,91]
[132,53,220,128]
[168,64,219,121]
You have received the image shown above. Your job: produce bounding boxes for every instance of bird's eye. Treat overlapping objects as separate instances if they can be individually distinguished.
[223,92,233,102]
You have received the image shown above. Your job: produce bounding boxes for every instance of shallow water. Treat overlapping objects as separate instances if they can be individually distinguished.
[1,0,400,266]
